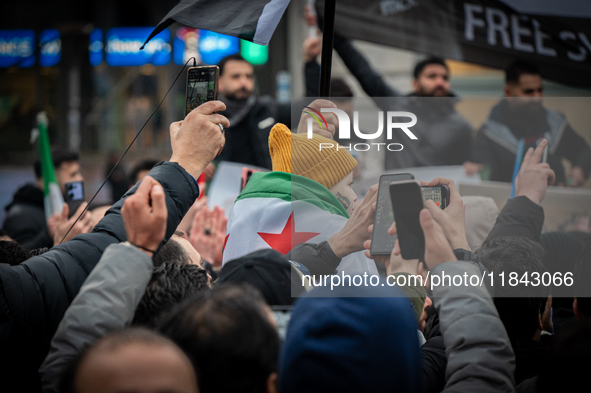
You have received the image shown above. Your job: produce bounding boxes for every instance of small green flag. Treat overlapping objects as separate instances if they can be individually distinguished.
[36,112,64,220]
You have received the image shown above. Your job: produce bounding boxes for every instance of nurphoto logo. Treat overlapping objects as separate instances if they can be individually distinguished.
[305,107,418,152]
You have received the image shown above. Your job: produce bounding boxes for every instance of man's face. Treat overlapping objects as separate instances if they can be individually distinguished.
[329,172,358,215]
[56,160,83,193]
[219,60,254,101]
[75,343,198,393]
[504,74,544,99]
[413,64,450,97]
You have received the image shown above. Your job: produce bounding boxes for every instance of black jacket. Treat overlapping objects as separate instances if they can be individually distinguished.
[305,34,473,169]
[3,184,53,250]
[217,95,290,169]
[471,100,591,184]
[0,162,199,393]
[485,196,545,243]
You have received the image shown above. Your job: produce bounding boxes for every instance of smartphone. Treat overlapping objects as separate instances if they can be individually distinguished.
[64,181,84,218]
[421,185,449,209]
[390,181,425,261]
[370,173,415,256]
[240,167,261,191]
[186,65,219,116]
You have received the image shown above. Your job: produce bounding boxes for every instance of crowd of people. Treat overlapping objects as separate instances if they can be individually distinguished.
[1,88,590,392]
[1,15,591,393]
[302,23,591,185]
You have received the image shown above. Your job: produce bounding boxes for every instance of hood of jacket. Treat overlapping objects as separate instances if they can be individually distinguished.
[5,184,44,212]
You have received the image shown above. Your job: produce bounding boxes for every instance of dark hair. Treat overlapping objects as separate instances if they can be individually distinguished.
[505,60,541,85]
[478,236,549,342]
[575,242,591,317]
[158,283,280,393]
[34,148,79,179]
[132,262,210,328]
[0,240,31,266]
[61,328,184,393]
[153,238,191,267]
[537,320,591,393]
[413,57,448,79]
[330,78,353,99]
[218,54,250,76]
[128,159,160,186]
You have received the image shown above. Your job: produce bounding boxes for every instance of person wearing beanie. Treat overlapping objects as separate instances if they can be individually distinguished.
[279,284,423,393]
[268,123,358,209]
[223,114,380,278]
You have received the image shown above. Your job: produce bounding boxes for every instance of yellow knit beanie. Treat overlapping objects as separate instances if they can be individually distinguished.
[269,123,357,190]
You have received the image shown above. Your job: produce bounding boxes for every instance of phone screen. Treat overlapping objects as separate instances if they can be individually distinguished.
[422,186,442,207]
[65,181,84,201]
[65,181,85,218]
[390,181,425,261]
[422,185,449,209]
[186,66,218,115]
[370,173,414,255]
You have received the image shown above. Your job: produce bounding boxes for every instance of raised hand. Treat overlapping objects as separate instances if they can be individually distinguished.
[303,36,321,62]
[296,99,338,140]
[52,202,93,246]
[121,176,168,256]
[363,224,421,276]
[189,205,228,268]
[515,139,556,205]
[424,178,470,250]
[169,101,230,179]
[419,209,457,270]
[328,184,377,258]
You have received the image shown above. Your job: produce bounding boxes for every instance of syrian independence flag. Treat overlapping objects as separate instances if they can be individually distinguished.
[142,0,290,49]
[223,171,378,276]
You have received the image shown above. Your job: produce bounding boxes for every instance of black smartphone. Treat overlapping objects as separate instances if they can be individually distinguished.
[390,181,425,261]
[370,173,415,256]
[240,167,260,191]
[186,65,219,116]
[64,181,84,218]
[421,185,450,209]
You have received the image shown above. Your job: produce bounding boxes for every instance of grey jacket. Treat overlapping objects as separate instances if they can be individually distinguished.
[432,261,515,393]
[39,243,153,393]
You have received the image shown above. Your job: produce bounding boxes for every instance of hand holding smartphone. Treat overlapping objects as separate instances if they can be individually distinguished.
[389,181,426,261]
[387,182,451,260]
[370,173,414,256]
[64,181,85,218]
[186,66,219,116]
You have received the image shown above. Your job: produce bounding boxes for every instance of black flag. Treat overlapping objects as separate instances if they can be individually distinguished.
[142,0,290,49]
[316,0,591,89]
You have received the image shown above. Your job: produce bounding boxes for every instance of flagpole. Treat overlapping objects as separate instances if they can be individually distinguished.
[319,0,336,97]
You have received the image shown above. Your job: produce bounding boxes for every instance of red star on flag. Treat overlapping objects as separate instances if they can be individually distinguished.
[223,233,230,251]
[258,212,320,255]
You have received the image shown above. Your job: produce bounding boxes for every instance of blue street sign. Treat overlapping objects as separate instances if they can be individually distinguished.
[197,30,239,65]
[89,28,103,66]
[106,27,171,66]
[0,30,35,68]
[39,29,61,67]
